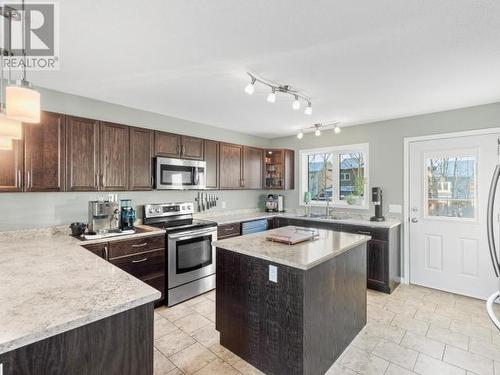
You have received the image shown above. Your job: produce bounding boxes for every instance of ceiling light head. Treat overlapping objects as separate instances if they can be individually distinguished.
[5,80,41,123]
[297,130,304,139]
[267,87,276,103]
[314,124,321,137]
[304,102,312,115]
[244,77,256,95]
[292,95,300,110]
[334,125,341,134]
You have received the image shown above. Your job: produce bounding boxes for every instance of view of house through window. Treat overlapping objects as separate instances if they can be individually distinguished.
[426,155,476,218]
[301,144,369,208]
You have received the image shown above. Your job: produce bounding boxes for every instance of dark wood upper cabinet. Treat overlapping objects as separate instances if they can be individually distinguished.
[66,116,99,192]
[129,127,153,190]
[99,121,129,191]
[0,138,23,192]
[263,148,295,190]
[219,142,243,189]
[284,148,295,190]
[243,146,263,189]
[181,136,204,160]
[24,111,65,192]
[154,131,180,158]
[204,139,219,189]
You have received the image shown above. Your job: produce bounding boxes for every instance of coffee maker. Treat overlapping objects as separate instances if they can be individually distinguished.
[265,194,278,212]
[120,199,136,231]
[370,187,385,222]
[87,200,121,234]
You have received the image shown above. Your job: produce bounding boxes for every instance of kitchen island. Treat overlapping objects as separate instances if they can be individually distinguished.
[214,226,370,375]
[0,226,164,375]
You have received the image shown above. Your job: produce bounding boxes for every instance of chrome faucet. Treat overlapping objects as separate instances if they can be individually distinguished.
[325,198,333,218]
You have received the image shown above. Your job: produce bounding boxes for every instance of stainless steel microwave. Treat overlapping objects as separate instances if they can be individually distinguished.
[155,157,206,190]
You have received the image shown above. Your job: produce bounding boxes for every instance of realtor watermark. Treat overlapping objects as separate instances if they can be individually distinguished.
[1,1,59,70]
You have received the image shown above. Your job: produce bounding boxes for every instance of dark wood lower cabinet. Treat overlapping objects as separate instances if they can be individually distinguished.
[0,303,154,375]
[0,139,23,192]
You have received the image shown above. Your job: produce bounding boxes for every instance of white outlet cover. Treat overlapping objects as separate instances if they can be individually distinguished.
[389,204,402,214]
[269,265,278,283]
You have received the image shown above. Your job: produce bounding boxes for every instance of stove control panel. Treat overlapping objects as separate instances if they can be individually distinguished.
[144,202,194,219]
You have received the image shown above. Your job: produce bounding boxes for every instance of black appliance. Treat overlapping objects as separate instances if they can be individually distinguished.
[143,202,217,306]
[120,199,136,231]
[370,187,385,222]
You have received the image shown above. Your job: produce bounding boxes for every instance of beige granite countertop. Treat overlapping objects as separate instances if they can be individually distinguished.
[195,210,401,229]
[0,225,165,354]
[214,225,371,270]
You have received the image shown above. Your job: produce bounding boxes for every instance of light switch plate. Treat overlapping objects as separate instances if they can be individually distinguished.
[389,204,402,214]
[269,265,278,283]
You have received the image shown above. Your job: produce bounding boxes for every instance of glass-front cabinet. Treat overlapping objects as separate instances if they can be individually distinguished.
[263,148,295,190]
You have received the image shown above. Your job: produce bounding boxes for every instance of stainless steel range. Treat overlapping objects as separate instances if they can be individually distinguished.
[143,202,217,306]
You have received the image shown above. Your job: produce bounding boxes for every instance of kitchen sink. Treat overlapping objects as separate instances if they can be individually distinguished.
[297,213,351,221]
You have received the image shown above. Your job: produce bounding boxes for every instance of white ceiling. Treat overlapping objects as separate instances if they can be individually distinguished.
[27,0,500,138]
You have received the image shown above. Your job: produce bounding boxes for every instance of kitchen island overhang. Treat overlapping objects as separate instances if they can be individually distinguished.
[214,226,370,375]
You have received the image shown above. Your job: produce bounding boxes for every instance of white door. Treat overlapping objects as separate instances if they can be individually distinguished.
[409,134,499,299]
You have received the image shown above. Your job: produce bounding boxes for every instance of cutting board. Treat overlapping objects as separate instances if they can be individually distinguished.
[266,228,318,245]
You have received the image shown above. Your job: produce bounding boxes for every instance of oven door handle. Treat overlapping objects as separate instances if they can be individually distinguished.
[168,228,216,240]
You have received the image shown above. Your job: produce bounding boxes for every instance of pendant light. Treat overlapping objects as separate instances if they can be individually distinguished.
[0,46,22,139]
[5,0,40,123]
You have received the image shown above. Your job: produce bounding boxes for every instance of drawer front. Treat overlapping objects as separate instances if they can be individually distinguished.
[108,235,165,259]
[340,224,388,241]
[82,242,108,259]
[218,223,241,239]
[110,249,165,279]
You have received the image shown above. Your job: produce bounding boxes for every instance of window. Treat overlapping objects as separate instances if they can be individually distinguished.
[299,143,369,209]
[425,154,476,219]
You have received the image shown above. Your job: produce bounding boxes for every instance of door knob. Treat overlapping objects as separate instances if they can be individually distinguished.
[411,218,419,223]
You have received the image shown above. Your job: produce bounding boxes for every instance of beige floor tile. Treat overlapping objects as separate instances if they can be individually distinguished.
[209,343,241,365]
[192,322,220,347]
[205,290,216,301]
[193,358,240,375]
[391,315,429,335]
[385,363,418,375]
[154,311,163,321]
[363,321,406,344]
[469,337,500,361]
[339,347,389,375]
[232,359,265,375]
[414,309,452,329]
[401,331,445,360]
[174,312,212,334]
[450,320,492,340]
[367,304,395,325]
[155,318,178,339]
[169,342,217,374]
[158,303,196,322]
[384,300,418,317]
[414,353,466,375]
[154,348,176,375]
[325,364,357,375]
[367,291,390,308]
[372,341,418,369]
[192,299,216,318]
[435,305,473,322]
[426,324,469,350]
[155,328,196,357]
[166,369,183,375]
[444,345,494,375]
[350,330,383,352]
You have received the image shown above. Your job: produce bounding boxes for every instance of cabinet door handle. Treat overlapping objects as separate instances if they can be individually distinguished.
[103,245,108,260]
[357,231,371,235]
[182,145,186,155]
[150,175,154,188]
[131,257,148,263]
[27,171,31,189]
[16,169,21,188]
[131,242,148,248]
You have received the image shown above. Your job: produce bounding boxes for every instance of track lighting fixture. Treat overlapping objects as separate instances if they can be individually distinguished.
[244,72,311,114]
[267,88,276,103]
[304,102,312,115]
[296,121,341,140]
[244,77,256,95]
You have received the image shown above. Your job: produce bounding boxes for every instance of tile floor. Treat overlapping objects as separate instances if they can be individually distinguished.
[153,285,500,375]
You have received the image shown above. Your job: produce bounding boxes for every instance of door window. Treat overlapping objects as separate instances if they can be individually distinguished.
[176,235,213,274]
[425,153,477,219]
